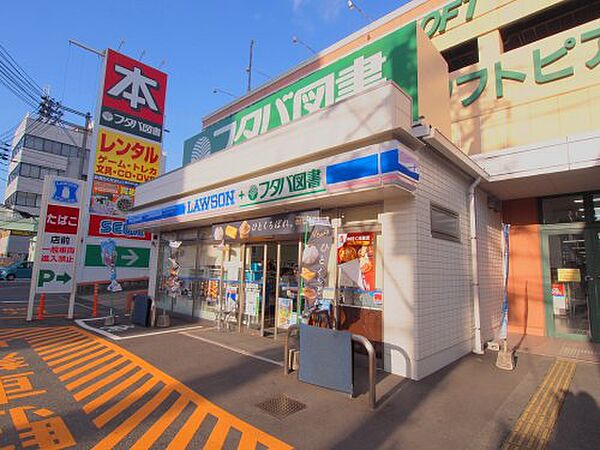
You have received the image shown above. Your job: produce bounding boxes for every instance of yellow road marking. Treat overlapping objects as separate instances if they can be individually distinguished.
[203,419,231,450]
[42,339,99,360]
[92,377,160,428]
[131,395,189,450]
[2,327,293,449]
[58,352,121,382]
[166,406,210,450]
[91,387,174,449]
[72,362,137,401]
[502,359,576,450]
[82,368,146,412]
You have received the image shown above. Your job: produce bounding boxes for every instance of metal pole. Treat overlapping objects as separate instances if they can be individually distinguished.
[274,243,281,339]
[246,39,255,93]
[284,324,299,375]
[260,243,267,336]
[78,113,91,183]
[351,334,377,409]
[68,39,106,58]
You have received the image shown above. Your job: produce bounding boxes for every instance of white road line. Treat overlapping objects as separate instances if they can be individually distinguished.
[118,325,206,340]
[179,331,283,367]
[75,318,207,341]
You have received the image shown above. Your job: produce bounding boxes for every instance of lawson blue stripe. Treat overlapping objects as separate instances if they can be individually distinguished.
[127,203,185,226]
[326,154,378,185]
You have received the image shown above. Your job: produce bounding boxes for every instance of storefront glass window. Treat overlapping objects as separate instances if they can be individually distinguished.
[541,194,586,223]
[593,194,600,222]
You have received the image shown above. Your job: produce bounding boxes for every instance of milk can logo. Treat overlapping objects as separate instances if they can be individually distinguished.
[52,180,79,204]
[107,65,160,112]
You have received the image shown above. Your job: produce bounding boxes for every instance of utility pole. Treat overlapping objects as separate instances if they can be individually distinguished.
[78,113,92,178]
[246,39,255,93]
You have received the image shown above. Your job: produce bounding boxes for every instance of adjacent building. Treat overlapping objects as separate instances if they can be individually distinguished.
[128,0,600,380]
[1,115,91,256]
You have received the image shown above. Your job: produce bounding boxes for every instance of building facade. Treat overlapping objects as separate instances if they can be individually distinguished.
[2,115,91,257]
[129,0,600,379]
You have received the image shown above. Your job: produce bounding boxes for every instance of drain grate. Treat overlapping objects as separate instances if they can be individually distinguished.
[256,394,306,420]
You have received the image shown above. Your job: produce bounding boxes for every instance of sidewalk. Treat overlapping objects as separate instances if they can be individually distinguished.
[508,333,600,364]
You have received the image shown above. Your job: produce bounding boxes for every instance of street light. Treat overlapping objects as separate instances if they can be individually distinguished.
[292,35,317,55]
[212,88,237,99]
[347,0,372,22]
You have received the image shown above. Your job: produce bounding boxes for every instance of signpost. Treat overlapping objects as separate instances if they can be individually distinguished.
[27,176,86,321]
[83,48,167,286]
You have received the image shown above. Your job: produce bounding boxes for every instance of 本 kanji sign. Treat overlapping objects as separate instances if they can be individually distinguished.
[94,128,160,183]
[32,177,85,295]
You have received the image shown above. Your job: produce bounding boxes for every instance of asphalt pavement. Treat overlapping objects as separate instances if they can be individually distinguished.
[1,280,600,449]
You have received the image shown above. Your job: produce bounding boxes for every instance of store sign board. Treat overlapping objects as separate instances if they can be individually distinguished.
[183,22,418,164]
[211,212,316,242]
[84,244,150,268]
[88,214,150,241]
[129,142,419,228]
[84,49,167,276]
[557,268,581,283]
[34,177,85,294]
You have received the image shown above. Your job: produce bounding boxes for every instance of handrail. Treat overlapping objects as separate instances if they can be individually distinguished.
[284,324,299,375]
[283,324,377,409]
[351,333,377,410]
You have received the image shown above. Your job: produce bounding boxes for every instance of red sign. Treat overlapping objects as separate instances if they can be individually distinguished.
[102,49,167,126]
[88,214,150,241]
[45,204,80,235]
[337,232,376,291]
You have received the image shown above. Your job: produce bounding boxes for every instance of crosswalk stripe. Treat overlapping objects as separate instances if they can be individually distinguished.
[45,341,102,363]
[53,347,112,374]
[91,387,174,449]
[93,377,160,428]
[83,368,146,412]
[29,331,83,347]
[58,353,122,383]
[238,430,259,449]
[166,405,210,450]
[131,395,189,450]
[37,336,90,354]
[64,356,128,389]
[27,329,75,343]
[203,419,231,450]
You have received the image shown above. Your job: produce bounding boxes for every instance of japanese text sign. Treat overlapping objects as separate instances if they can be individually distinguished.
[94,128,160,183]
[102,49,167,128]
[44,205,79,235]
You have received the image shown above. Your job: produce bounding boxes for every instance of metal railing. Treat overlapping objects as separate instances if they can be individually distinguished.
[284,324,377,409]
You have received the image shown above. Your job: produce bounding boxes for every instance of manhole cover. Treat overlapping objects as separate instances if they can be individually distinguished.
[256,394,306,420]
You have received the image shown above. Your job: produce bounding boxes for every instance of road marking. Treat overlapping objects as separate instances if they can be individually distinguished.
[74,317,206,340]
[180,331,284,367]
[0,327,293,449]
[502,359,576,450]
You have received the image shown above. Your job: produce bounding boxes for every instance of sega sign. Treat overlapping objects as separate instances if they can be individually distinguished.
[88,214,150,241]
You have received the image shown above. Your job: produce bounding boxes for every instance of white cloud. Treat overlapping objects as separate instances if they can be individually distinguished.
[293,0,309,12]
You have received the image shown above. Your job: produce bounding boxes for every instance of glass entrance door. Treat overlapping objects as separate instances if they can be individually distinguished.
[543,226,600,341]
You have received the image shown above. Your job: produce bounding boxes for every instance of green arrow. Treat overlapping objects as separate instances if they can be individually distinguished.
[55,272,72,284]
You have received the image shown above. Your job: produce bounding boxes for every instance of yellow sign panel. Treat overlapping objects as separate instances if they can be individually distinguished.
[94,128,160,184]
[557,268,581,283]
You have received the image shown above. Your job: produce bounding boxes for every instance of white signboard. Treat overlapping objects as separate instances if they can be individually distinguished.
[28,176,86,320]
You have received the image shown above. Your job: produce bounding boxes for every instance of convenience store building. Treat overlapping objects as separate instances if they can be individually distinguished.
[128,0,600,380]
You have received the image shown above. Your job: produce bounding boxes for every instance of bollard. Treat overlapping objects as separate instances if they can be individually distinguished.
[36,294,46,320]
[92,283,99,318]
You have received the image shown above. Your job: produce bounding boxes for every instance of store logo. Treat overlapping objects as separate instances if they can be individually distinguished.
[99,219,146,239]
[52,180,79,204]
[107,65,159,112]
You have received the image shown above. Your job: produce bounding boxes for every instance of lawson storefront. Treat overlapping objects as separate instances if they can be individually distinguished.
[127,22,504,380]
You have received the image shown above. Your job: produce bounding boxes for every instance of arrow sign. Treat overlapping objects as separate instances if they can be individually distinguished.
[84,245,150,268]
[121,249,139,266]
[56,272,72,284]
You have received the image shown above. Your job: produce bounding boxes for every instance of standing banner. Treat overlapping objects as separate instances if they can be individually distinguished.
[27,176,86,320]
[83,49,167,285]
[498,223,511,340]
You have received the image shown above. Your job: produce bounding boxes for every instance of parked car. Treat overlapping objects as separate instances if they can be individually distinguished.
[0,261,33,281]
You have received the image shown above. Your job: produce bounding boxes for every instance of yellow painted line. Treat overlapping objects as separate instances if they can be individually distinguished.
[25,328,75,343]
[203,419,231,450]
[91,387,174,449]
[46,342,104,366]
[71,360,135,399]
[64,356,128,389]
[29,331,83,347]
[43,340,100,361]
[502,359,576,450]
[38,337,93,356]
[131,395,189,450]
[82,368,146,411]
[53,347,112,374]
[93,377,160,428]
[165,406,210,450]
[5,328,60,341]
[58,352,122,383]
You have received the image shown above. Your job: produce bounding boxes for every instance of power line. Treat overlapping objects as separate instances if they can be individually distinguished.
[0,43,44,96]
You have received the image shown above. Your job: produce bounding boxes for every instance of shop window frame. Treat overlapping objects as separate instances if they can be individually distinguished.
[539,191,600,225]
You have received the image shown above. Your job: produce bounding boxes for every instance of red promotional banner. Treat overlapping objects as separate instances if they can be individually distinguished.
[88,214,150,241]
[45,204,80,235]
[102,49,167,126]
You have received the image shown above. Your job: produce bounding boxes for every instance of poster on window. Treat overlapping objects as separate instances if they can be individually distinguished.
[337,232,375,291]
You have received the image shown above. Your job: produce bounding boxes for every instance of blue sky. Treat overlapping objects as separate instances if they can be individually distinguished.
[0,0,410,200]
